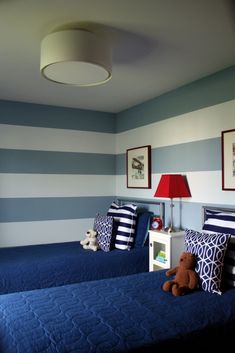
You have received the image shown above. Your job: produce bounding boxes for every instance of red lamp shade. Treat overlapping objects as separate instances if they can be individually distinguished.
[154,174,191,198]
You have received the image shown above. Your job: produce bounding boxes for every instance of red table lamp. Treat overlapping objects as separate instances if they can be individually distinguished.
[154,174,191,232]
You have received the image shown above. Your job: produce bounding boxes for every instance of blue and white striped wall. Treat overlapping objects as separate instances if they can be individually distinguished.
[0,101,116,246]
[1,66,235,247]
[116,66,235,231]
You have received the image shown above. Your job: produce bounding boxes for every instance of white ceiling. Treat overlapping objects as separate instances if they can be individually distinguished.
[0,0,235,113]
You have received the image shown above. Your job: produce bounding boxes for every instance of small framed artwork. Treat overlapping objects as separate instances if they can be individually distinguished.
[126,145,151,188]
[222,129,235,190]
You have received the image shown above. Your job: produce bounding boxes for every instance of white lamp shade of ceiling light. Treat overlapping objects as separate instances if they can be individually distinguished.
[40,29,112,86]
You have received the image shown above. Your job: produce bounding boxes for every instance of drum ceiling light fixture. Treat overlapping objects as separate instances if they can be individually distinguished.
[40,29,112,86]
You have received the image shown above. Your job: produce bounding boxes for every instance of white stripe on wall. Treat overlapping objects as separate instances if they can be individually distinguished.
[116,171,235,205]
[0,218,94,247]
[186,170,235,205]
[116,99,235,153]
[115,174,156,199]
[0,124,115,154]
[0,174,116,198]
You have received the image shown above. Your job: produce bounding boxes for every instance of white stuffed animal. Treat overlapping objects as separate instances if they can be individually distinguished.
[80,229,99,251]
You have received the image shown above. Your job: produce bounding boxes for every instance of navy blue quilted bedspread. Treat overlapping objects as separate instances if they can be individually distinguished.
[0,270,235,353]
[0,242,148,294]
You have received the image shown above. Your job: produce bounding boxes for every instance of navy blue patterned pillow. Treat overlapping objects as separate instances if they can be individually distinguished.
[94,215,115,252]
[184,229,230,295]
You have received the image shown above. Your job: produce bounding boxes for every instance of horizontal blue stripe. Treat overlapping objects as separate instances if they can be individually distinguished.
[116,65,235,132]
[116,154,125,175]
[203,224,235,235]
[108,212,137,220]
[0,149,116,174]
[118,222,136,229]
[0,196,114,222]
[153,138,220,173]
[1,66,234,135]
[205,212,235,222]
[207,216,235,223]
[0,100,116,133]
[116,138,220,175]
[156,200,235,232]
[0,194,233,231]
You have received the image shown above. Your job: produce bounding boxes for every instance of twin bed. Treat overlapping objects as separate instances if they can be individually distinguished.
[0,198,163,294]
[1,270,235,353]
[0,202,234,352]
[0,241,149,295]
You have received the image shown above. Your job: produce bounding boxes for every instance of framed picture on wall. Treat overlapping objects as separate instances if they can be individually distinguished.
[222,128,235,190]
[126,145,151,188]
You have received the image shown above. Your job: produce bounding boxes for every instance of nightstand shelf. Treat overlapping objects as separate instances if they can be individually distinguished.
[149,230,185,272]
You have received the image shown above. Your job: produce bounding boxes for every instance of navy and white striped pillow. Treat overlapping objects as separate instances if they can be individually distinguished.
[203,210,235,235]
[107,202,137,250]
[202,210,235,287]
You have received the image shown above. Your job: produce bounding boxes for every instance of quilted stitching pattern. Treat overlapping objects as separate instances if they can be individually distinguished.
[0,242,149,294]
[0,271,235,353]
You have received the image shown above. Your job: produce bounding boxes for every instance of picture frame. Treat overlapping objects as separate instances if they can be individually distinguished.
[126,145,151,188]
[221,129,235,191]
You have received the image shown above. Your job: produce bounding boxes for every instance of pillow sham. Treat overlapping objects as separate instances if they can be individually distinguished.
[202,209,235,235]
[223,238,235,287]
[184,229,230,295]
[107,202,137,250]
[134,211,153,248]
[202,210,235,287]
[93,214,116,252]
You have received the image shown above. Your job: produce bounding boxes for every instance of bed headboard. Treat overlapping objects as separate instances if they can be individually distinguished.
[202,205,235,225]
[116,197,164,224]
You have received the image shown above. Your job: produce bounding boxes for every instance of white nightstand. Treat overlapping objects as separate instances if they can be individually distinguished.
[149,230,185,272]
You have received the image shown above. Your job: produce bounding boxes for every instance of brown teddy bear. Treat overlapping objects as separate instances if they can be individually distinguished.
[162,251,199,296]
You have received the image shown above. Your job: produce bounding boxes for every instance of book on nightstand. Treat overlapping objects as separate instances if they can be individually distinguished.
[155,250,166,263]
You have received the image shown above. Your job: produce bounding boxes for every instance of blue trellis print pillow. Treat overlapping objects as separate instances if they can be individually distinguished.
[94,214,116,252]
[184,229,230,295]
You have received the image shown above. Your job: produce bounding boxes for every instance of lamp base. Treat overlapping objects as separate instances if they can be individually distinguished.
[164,226,175,234]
